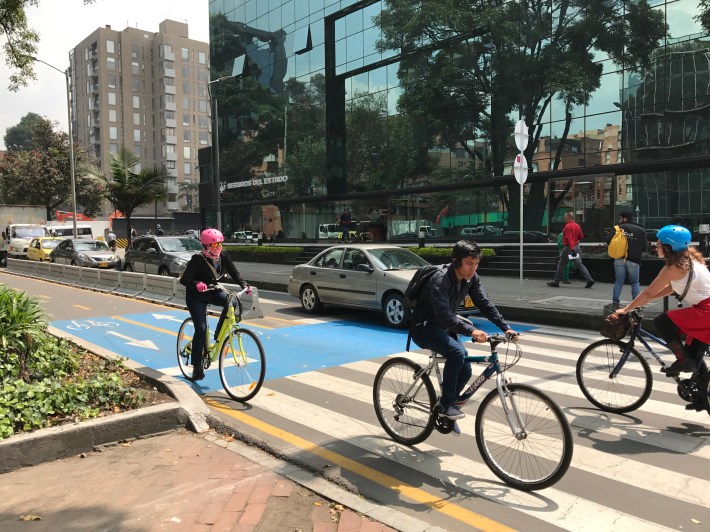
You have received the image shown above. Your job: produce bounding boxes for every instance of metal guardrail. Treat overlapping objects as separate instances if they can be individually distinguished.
[4,258,263,319]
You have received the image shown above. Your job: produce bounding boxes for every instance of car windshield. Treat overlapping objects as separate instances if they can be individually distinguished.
[75,241,109,251]
[368,248,430,270]
[14,227,47,238]
[159,237,202,252]
[42,240,60,249]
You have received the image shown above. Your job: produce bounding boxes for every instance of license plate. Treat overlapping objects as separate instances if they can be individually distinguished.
[99,262,109,268]
[464,295,474,308]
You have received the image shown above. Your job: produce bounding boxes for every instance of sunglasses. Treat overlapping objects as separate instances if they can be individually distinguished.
[204,242,222,249]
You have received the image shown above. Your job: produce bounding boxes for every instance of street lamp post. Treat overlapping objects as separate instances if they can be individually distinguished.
[30,56,78,239]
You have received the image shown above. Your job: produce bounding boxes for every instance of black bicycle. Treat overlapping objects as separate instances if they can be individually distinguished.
[576,308,710,414]
[373,334,573,491]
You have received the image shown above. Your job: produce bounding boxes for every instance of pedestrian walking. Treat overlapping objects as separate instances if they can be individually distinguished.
[605,211,646,307]
[337,207,352,242]
[547,211,595,288]
[556,231,573,284]
[156,224,164,236]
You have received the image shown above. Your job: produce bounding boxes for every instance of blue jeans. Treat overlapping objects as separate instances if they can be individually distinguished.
[186,290,235,367]
[612,259,640,304]
[411,323,471,409]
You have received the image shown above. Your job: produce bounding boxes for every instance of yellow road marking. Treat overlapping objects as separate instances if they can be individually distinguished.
[73,304,91,310]
[205,398,515,532]
[262,315,301,324]
[113,315,177,335]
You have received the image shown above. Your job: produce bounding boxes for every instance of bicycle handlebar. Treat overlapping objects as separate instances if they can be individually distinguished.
[203,282,252,298]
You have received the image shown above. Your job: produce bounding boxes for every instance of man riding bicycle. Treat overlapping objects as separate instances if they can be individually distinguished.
[179,228,249,381]
[410,240,519,435]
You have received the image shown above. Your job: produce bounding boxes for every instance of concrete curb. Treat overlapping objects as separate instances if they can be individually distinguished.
[0,327,211,474]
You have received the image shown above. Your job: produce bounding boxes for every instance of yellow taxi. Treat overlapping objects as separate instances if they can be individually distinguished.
[26,237,63,262]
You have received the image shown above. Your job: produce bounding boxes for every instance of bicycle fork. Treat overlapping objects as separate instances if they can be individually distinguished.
[495,374,528,439]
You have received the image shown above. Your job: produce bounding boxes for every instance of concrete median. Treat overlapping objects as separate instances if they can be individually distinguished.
[139,274,176,304]
[114,271,145,297]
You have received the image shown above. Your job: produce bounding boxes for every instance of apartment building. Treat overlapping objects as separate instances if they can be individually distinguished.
[70,19,209,217]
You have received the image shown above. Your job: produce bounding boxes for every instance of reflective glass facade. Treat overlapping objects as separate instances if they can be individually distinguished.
[205,0,710,241]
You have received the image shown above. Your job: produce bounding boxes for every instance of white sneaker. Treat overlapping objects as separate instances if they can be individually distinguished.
[451,421,461,437]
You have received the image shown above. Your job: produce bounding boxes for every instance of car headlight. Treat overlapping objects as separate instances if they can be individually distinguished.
[171,257,188,267]
[77,253,90,261]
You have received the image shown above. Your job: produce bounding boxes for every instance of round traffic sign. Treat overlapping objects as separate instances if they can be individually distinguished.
[513,153,528,185]
[514,120,529,152]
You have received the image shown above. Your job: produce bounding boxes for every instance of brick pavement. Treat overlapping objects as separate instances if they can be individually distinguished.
[0,429,399,532]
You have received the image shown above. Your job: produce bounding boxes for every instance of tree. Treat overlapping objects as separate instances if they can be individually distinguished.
[376,0,666,229]
[1,0,95,91]
[0,114,102,219]
[81,147,168,241]
[3,112,44,150]
[697,0,710,33]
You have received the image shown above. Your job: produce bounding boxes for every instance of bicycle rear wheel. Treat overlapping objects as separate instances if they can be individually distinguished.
[218,328,266,402]
[373,357,436,445]
[475,384,573,491]
[576,339,652,413]
[176,318,195,379]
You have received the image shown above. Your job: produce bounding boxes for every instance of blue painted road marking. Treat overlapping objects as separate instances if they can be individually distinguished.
[52,313,537,395]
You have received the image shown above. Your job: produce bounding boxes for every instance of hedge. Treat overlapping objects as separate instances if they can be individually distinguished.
[408,246,496,259]
[223,245,304,254]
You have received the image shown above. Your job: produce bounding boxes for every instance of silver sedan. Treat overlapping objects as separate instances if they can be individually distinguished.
[50,238,121,269]
[288,244,432,328]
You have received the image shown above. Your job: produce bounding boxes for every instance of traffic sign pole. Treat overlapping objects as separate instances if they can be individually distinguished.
[513,120,529,301]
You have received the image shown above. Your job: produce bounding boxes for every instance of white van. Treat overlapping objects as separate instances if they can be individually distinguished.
[50,224,93,239]
[318,223,340,239]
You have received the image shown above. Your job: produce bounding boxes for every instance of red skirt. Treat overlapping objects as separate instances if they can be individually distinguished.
[668,297,710,345]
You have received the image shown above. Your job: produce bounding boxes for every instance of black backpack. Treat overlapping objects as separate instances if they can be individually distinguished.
[403,264,443,349]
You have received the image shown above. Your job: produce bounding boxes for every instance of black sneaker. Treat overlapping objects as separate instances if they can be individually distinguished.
[562,280,571,284]
[547,281,560,287]
[660,359,694,377]
[585,281,596,288]
[190,368,205,381]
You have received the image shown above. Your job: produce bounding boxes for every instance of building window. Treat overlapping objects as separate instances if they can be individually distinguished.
[132,112,140,125]
[183,114,190,126]
[182,96,190,110]
[165,76,174,86]
[132,44,139,59]
[184,162,192,175]
[181,47,189,60]
[107,75,116,89]
[181,65,189,78]
[183,130,191,142]
[133,129,141,142]
[109,109,117,122]
[132,62,140,75]
[132,79,140,92]
[199,131,208,144]
[198,99,207,113]
[109,127,117,140]
[107,57,116,71]
[198,116,208,129]
[109,143,118,154]
[182,81,191,94]
[166,160,176,169]
[106,40,114,54]
[198,51,206,64]
[196,67,207,81]
[107,92,116,105]
[183,146,191,158]
[197,84,207,97]
[133,96,140,108]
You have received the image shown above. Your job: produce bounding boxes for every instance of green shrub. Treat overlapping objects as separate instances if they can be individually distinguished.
[0,286,146,439]
[409,246,496,259]
[224,245,304,254]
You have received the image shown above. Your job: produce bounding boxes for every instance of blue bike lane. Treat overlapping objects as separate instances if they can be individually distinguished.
[52,312,536,393]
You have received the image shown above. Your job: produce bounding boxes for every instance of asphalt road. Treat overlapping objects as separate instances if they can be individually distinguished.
[3,270,710,531]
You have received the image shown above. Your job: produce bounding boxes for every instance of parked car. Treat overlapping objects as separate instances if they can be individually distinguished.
[50,239,121,269]
[123,235,202,276]
[232,230,256,243]
[461,225,502,238]
[287,244,478,328]
[26,237,63,262]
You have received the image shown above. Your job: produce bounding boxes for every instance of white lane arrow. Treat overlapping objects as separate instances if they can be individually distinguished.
[106,331,159,350]
[152,313,184,323]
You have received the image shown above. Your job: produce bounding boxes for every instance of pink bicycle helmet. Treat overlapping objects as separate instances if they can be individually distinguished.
[200,228,224,259]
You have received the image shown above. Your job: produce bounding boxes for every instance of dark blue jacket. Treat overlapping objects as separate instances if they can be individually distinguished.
[413,264,510,335]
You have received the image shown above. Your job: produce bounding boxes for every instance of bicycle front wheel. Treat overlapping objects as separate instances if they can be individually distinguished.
[576,339,652,413]
[218,328,266,402]
[373,357,436,445]
[176,318,195,379]
[476,384,572,491]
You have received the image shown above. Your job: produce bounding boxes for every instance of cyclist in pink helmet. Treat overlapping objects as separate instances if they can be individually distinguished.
[179,228,248,381]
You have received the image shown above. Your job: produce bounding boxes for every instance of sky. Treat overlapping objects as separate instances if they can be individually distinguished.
[0,0,209,150]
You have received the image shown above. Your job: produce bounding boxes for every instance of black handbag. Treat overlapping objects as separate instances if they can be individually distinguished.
[600,313,631,341]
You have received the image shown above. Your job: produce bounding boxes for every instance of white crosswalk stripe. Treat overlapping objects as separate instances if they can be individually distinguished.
[234,329,709,530]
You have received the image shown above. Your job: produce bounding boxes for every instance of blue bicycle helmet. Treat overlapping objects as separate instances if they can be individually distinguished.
[656,225,691,252]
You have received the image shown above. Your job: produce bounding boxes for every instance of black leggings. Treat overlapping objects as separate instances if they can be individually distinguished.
[653,312,707,361]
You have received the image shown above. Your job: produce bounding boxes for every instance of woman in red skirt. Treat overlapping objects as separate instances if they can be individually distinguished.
[617,225,710,376]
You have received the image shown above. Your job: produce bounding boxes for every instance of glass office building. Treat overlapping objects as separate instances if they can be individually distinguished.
[204,0,710,241]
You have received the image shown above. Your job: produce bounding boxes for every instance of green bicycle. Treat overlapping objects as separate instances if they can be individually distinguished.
[177,284,266,402]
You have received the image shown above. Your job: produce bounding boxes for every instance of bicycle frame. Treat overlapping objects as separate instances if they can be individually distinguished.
[204,289,245,363]
[410,340,527,436]
[610,318,669,378]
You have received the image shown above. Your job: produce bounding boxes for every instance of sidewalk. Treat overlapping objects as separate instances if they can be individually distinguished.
[0,429,400,532]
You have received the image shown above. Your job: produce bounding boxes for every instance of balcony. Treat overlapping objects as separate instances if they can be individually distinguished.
[165,135,177,144]
[166,152,177,161]
[165,118,177,128]
[164,85,176,95]
[165,101,176,111]
[164,68,176,78]
[165,51,175,61]
[166,167,178,177]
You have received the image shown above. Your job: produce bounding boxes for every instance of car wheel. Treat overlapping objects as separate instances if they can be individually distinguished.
[123,263,133,272]
[300,284,323,313]
[158,266,170,276]
[383,293,407,329]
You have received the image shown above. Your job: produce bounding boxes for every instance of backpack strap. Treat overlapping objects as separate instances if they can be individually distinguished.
[674,260,694,307]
